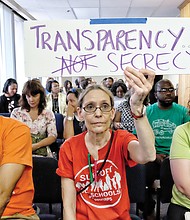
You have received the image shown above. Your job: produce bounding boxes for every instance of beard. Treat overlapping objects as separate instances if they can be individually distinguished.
[159,99,173,107]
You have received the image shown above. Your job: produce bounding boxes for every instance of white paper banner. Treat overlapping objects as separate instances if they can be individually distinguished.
[24,18,190,77]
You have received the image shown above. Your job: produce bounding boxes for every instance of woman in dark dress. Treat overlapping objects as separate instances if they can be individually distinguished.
[0,78,20,113]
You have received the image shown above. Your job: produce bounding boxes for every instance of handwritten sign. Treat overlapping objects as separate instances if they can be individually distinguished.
[24,18,190,77]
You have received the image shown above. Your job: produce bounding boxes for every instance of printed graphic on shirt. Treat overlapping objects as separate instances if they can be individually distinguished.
[75,159,122,208]
[152,119,176,139]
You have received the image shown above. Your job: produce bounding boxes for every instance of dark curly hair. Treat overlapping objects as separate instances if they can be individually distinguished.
[111,81,128,96]
[19,79,46,115]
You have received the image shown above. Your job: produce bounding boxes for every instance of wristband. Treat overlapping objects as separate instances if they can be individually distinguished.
[131,106,146,120]
[66,116,74,121]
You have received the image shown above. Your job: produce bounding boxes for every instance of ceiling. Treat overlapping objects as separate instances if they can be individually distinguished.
[5,0,185,20]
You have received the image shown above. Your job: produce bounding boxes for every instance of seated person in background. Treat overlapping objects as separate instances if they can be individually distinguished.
[114,90,149,133]
[105,76,114,90]
[136,79,190,219]
[113,90,135,133]
[167,100,190,220]
[46,80,66,115]
[63,80,73,94]
[0,116,39,220]
[101,77,107,87]
[0,78,20,113]
[11,79,57,157]
[56,67,156,220]
[111,81,128,108]
[45,77,54,94]
[63,88,84,140]
[80,78,89,90]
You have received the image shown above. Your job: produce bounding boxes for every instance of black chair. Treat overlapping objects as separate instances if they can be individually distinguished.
[0,112,11,117]
[39,214,57,220]
[156,157,174,220]
[32,156,63,217]
[126,164,146,217]
[130,214,142,220]
[50,113,64,157]
[54,113,64,140]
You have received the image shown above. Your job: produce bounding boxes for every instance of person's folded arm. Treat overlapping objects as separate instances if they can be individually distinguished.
[32,136,56,151]
[0,163,25,217]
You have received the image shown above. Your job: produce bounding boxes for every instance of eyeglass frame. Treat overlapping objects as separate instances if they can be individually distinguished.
[83,103,113,113]
[156,88,176,93]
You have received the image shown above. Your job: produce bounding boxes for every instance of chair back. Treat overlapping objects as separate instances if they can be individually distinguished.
[160,157,174,203]
[0,112,11,117]
[126,164,146,204]
[54,113,64,139]
[32,156,62,204]
[156,157,174,220]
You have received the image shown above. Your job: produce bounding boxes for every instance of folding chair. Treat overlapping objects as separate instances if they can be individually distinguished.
[126,163,146,217]
[156,157,174,220]
[0,112,11,117]
[32,156,63,218]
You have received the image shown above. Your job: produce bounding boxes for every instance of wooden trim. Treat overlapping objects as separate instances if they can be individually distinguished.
[179,0,190,10]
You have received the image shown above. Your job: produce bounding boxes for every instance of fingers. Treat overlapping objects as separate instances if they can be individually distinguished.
[124,67,155,84]
[124,67,155,94]
[139,68,155,86]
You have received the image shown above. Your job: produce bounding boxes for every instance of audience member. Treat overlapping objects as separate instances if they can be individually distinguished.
[113,90,135,133]
[80,78,89,90]
[46,80,66,115]
[74,78,80,89]
[0,116,39,220]
[167,104,190,219]
[105,76,114,90]
[137,79,190,219]
[11,79,57,157]
[101,77,107,87]
[111,81,128,108]
[0,78,20,113]
[56,67,156,220]
[77,76,86,90]
[63,88,84,140]
[45,77,54,94]
[149,75,163,104]
[63,80,73,94]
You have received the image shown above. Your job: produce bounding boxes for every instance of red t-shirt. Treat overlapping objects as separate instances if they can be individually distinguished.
[57,129,137,220]
[0,116,35,216]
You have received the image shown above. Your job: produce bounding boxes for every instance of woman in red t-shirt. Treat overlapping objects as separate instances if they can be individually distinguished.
[57,67,156,220]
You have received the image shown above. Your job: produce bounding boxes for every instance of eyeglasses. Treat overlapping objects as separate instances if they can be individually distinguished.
[156,88,176,93]
[83,103,112,113]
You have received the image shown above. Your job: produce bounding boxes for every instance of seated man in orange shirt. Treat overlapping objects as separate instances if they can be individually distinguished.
[0,116,39,220]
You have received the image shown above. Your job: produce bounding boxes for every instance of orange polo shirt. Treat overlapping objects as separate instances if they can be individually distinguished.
[0,116,35,216]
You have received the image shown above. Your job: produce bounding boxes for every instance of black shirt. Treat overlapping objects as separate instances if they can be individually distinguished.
[0,94,20,113]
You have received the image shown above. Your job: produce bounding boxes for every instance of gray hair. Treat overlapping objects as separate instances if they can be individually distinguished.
[78,84,114,108]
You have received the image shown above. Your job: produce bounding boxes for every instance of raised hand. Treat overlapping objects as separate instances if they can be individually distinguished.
[124,67,155,115]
